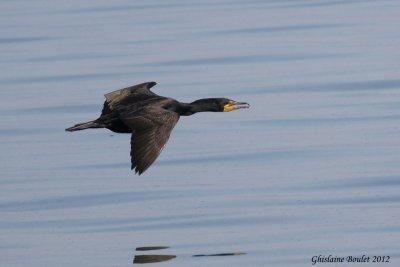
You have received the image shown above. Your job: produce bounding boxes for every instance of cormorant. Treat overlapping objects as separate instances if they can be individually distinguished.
[66,82,249,174]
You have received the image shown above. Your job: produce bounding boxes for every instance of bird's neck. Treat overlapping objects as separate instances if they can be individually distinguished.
[177,99,220,116]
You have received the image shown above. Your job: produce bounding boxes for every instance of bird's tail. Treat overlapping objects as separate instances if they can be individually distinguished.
[65,120,104,132]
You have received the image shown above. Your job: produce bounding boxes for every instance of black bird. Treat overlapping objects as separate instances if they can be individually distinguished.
[66,82,249,174]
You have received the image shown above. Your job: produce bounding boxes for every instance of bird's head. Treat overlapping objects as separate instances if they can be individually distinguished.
[190,98,250,113]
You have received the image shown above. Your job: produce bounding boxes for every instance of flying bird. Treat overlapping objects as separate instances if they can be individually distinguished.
[66,82,249,174]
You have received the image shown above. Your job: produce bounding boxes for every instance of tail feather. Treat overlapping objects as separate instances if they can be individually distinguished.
[65,120,104,132]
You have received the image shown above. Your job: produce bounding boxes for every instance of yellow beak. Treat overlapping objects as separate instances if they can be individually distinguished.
[223,101,250,112]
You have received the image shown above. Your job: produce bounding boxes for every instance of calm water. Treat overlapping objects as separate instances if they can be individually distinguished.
[1,1,400,266]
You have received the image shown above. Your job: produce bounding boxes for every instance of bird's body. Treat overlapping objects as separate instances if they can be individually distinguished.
[66,82,249,174]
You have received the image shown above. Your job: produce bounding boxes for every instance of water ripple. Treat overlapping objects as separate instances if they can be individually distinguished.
[0,190,197,212]
[243,78,400,94]
[202,23,350,36]
[140,53,348,67]
[0,36,59,44]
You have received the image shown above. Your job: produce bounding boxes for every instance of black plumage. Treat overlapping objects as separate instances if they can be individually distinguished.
[66,82,249,174]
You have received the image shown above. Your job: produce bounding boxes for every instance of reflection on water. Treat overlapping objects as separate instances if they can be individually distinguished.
[134,246,174,264]
[133,246,245,264]
[136,246,170,251]
[133,255,176,264]
[193,252,246,257]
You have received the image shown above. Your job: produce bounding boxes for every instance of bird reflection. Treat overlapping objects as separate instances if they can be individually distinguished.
[133,245,245,264]
[133,254,176,264]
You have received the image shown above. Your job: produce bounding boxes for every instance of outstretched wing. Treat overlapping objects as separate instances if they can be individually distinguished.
[101,82,158,115]
[119,106,179,174]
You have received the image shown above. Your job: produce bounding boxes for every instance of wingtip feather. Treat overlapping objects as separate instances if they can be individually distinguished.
[147,81,157,88]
